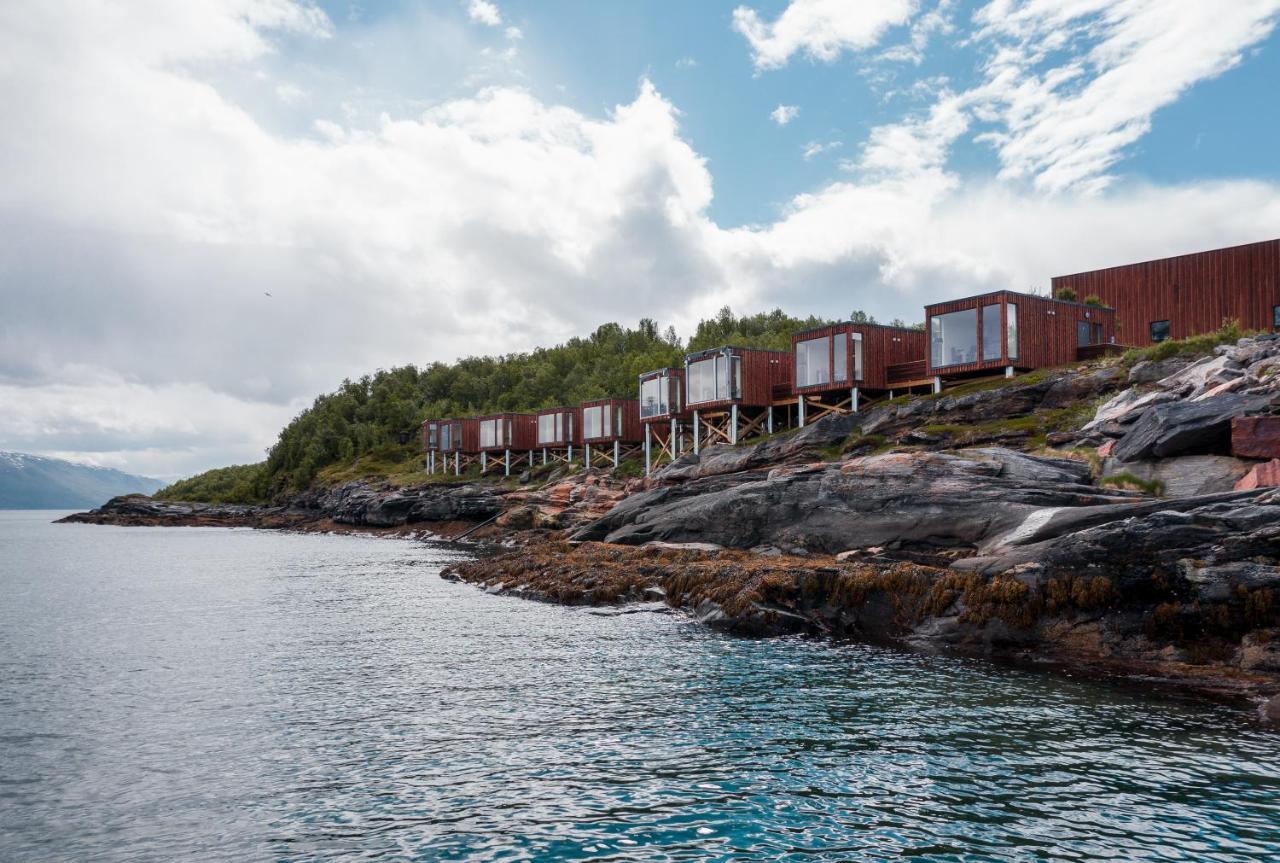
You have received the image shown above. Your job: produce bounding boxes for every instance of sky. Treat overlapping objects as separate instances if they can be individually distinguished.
[2,0,1279,480]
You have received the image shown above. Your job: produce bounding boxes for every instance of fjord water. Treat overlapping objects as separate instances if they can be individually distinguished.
[2,512,1278,862]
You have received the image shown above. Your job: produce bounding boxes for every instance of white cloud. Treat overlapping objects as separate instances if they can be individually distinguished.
[274,82,307,104]
[770,104,800,126]
[675,56,697,70]
[733,0,915,70]
[467,0,502,27]
[802,140,841,160]
[504,25,522,40]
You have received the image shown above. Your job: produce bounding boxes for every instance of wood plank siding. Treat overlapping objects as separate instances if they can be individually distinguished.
[476,412,537,452]
[684,346,792,412]
[423,418,471,453]
[925,290,1116,377]
[580,398,642,444]
[792,322,927,395]
[638,367,688,424]
[534,406,581,448]
[1051,239,1280,345]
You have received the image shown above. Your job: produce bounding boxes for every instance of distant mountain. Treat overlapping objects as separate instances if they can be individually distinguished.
[0,452,163,509]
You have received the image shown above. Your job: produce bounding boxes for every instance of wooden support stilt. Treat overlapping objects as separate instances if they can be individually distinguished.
[933,376,942,394]
[504,450,511,476]
[852,387,859,413]
[613,440,619,466]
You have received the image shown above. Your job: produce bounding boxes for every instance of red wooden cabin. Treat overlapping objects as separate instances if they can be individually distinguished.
[535,406,581,465]
[580,398,642,469]
[792,322,928,421]
[925,290,1116,380]
[638,367,689,474]
[423,417,479,475]
[476,412,537,475]
[1051,238,1280,345]
[684,346,793,452]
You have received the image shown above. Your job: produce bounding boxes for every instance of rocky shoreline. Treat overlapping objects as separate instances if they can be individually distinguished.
[61,335,1280,720]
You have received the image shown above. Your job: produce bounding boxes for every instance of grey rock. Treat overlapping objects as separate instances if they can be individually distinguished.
[1100,454,1254,498]
[1111,392,1274,462]
[1128,357,1193,385]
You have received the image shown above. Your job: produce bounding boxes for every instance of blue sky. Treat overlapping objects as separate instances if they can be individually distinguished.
[2,0,1279,477]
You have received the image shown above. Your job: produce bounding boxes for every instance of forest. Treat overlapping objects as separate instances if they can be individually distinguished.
[157,307,917,502]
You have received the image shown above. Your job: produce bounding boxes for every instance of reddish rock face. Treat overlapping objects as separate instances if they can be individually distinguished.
[1232,416,1280,460]
[1235,459,1280,491]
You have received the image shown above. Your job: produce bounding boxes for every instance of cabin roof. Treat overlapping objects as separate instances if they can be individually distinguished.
[1051,237,1280,281]
[684,344,789,362]
[792,320,921,338]
[924,288,1114,313]
[638,366,683,379]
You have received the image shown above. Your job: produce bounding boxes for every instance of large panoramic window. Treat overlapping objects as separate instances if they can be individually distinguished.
[1150,320,1170,342]
[1006,303,1018,359]
[687,357,719,404]
[796,336,830,388]
[640,375,668,419]
[479,418,500,449]
[931,308,979,368]
[981,304,1002,361]
[537,412,560,445]
[583,405,611,439]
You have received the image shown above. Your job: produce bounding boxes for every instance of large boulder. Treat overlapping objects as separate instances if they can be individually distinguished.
[648,412,856,484]
[1100,455,1253,498]
[1232,416,1280,459]
[1110,392,1275,462]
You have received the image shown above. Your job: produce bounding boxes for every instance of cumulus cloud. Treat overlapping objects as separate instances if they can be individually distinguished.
[467,0,502,27]
[802,140,841,160]
[733,0,915,70]
[770,104,800,126]
[1,0,1278,478]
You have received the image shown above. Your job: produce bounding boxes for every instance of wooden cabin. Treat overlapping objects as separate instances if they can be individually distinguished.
[476,412,537,475]
[1051,239,1280,345]
[535,406,580,465]
[423,418,479,475]
[580,398,642,469]
[684,346,793,452]
[638,367,689,474]
[792,322,928,422]
[925,290,1117,380]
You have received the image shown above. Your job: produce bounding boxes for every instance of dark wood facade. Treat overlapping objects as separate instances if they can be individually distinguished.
[925,290,1116,378]
[580,398,642,444]
[792,322,927,395]
[638,367,688,423]
[535,406,581,448]
[476,412,536,452]
[1050,239,1280,345]
[684,346,792,412]
[423,418,472,453]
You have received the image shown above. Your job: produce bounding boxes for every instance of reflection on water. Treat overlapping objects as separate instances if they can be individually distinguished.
[1,511,1278,862]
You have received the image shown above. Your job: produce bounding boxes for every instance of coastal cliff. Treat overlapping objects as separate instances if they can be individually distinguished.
[63,334,1280,717]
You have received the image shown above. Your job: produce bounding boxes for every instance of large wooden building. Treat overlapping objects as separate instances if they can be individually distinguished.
[477,412,537,476]
[924,290,1116,380]
[535,406,580,466]
[685,345,792,452]
[792,322,929,422]
[580,398,642,469]
[638,367,688,474]
[1051,239,1280,345]
[422,417,478,475]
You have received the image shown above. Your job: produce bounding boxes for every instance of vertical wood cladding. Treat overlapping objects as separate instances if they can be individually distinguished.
[580,398,642,444]
[684,346,793,412]
[925,290,1115,377]
[459,418,480,454]
[1051,239,1280,345]
[423,419,469,453]
[791,322,928,393]
[535,406,582,447]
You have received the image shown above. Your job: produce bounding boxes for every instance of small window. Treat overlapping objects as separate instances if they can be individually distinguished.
[1273,304,1279,330]
[1150,320,1171,343]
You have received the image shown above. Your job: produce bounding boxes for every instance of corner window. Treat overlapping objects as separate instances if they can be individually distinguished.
[930,308,979,368]
[640,376,667,419]
[1150,320,1170,343]
[1006,303,1018,359]
[796,336,831,388]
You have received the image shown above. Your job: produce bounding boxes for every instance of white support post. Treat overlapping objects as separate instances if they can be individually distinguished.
[730,404,739,446]
[692,412,700,455]
[644,425,652,475]
[932,376,942,394]
[671,419,679,455]
[504,450,511,476]
[542,448,547,466]
[889,389,894,400]
[798,396,806,428]
[852,387,859,413]
[455,453,460,476]
[528,450,534,470]
[1005,365,1015,379]
[481,452,487,472]
[613,440,620,467]
[767,406,774,434]
[568,445,573,462]
[586,443,592,469]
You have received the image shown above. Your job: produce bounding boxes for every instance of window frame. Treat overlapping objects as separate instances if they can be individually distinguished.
[1150,320,1171,343]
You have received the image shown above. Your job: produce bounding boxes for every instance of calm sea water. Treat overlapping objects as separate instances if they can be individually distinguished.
[2,511,1278,862]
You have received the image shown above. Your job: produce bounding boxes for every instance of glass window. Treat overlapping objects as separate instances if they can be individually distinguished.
[852,333,863,380]
[1150,320,1170,342]
[640,376,667,418]
[731,356,741,399]
[981,304,1002,361]
[426,423,438,449]
[833,332,848,382]
[1272,304,1279,329]
[441,423,453,451]
[931,308,979,368]
[796,336,830,388]
[480,419,498,449]
[687,357,718,404]
[583,405,603,439]
[537,413,557,445]
[1007,303,1018,359]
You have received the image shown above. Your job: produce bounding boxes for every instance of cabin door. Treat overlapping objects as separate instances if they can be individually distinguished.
[1076,321,1091,347]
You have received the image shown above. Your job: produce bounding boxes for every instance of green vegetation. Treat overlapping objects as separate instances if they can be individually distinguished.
[1121,320,1248,367]
[1082,294,1106,307]
[168,307,827,501]
[154,463,266,504]
[1100,472,1164,496]
[1056,287,1078,302]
